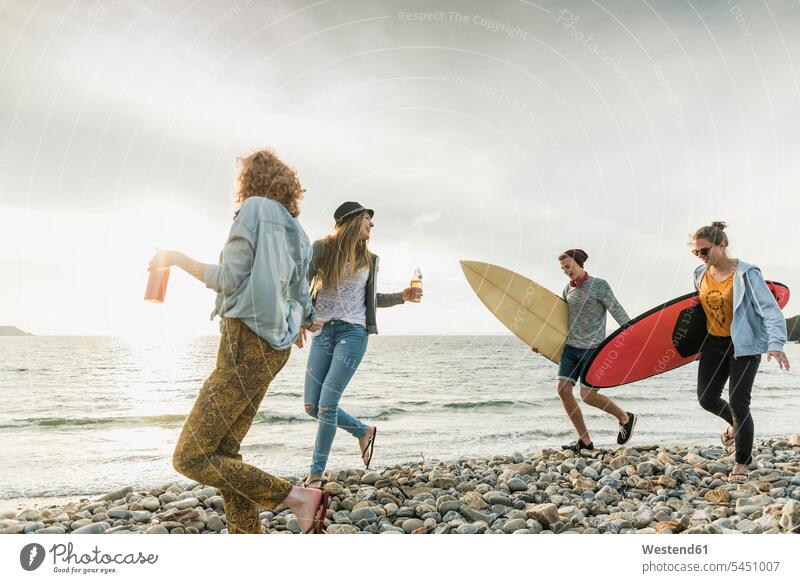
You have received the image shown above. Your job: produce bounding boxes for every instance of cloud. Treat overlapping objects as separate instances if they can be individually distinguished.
[412,210,443,228]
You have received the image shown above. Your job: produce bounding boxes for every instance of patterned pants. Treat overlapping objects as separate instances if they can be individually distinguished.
[173,317,294,534]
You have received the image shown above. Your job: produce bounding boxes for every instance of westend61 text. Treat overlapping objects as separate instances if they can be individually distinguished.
[642,544,708,555]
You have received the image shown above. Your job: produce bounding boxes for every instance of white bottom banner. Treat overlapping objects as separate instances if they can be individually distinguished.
[1,534,798,582]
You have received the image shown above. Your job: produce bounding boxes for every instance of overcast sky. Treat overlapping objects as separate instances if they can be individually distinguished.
[1,0,798,338]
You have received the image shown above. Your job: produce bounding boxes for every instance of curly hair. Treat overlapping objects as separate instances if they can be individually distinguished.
[234,149,305,217]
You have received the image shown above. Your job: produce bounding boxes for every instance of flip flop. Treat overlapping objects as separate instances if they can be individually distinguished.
[721,427,735,448]
[728,472,749,484]
[302,475,328,489]
[302,491,329,534]
[361,427,377,469]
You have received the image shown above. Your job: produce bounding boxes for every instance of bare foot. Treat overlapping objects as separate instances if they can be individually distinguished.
[283,486,324,533]
[358,426,376,466]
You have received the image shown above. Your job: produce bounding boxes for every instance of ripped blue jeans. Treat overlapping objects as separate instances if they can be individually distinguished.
[304,319,370,476]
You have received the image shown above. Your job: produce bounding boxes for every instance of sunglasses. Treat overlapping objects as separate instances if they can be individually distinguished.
[692,247,712,257]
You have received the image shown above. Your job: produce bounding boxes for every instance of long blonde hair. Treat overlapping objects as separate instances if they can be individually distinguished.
[311,212,373,298]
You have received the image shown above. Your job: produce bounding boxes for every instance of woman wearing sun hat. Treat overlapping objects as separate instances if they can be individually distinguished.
[299,202,420,488]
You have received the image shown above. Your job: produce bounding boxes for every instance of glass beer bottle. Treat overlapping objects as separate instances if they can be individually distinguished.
[410,267,423,303]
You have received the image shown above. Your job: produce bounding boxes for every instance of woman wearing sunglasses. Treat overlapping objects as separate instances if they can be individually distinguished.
[691,221,789,483]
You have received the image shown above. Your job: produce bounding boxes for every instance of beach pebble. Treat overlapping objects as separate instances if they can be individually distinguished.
[780,500,800,533]
[485,492,512,506]
[595,486,621,505]
[72,522,110,534]
[502,518,527,533]
[460,506,492,524]
[323,482,344,496]
[205,515,225,532]
[508,462,535,476]
[735,519,762,534]
[355,487,377,502]
[286,518,301,534]
[456,523,478,534]
[204,495,225,511]
[106,525,135,534]
[96,486,133,502]
[16,510,42,521]
[436,499,461,514]
[141,496,161,512]
[107,506,131,520]
[70,518,93,530]
[175,497,200,510]
[131,511,152,522]
[361,472,380,485]
[0,520,28,534]
[525,503,558,529]
[195,487,219,499]
[462,492,489,510]
[8,436,799,536]
[37,526,68,534]
[159,492,178,505]
[349,508,378,524]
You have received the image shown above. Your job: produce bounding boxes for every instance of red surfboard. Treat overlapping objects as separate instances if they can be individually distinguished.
[581,281,790,389]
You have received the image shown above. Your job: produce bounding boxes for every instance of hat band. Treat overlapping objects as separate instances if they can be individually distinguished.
[337,207,366,222]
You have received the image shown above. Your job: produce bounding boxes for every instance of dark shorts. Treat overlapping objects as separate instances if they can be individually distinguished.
[557,344,597,386]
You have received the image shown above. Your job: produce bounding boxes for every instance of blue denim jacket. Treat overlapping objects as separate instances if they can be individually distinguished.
[693,260,787,357]
[204,197,315,350]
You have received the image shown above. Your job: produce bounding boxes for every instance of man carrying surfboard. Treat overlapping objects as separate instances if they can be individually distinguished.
[691,221,789,483]
[532,249,636,452]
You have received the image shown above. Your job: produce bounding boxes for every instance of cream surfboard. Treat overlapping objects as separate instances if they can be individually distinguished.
[460,260,569,363]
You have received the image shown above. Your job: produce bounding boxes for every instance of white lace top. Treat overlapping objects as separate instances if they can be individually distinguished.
[314,262,369,328]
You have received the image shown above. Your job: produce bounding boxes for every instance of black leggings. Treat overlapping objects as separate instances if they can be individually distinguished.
[696,335,760,465]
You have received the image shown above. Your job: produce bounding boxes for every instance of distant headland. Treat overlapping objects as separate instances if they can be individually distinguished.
[788,315,800,342]
[0,326,32,336]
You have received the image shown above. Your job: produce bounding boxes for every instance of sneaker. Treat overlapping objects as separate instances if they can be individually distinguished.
[617,412,637,445]
[562,438,594,453]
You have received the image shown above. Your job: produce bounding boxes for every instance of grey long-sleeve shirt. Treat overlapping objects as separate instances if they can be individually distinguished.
[562,276,629,349]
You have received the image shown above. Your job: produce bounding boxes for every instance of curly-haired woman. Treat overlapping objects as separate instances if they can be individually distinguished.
[299,202,419,488]
[149,149,328,533]
[691,221,789,483]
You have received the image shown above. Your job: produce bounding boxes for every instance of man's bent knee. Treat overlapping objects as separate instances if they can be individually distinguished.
[556,381,575,399]
[304,403,318,418]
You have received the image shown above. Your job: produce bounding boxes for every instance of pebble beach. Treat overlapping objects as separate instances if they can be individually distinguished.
[2,436,800,535]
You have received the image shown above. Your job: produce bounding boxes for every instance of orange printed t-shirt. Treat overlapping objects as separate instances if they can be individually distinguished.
[699,270,734,337]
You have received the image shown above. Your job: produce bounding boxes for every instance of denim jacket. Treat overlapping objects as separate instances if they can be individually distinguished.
[307,239,404,335]
[693,259,787,357]
[204,196,315,350]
